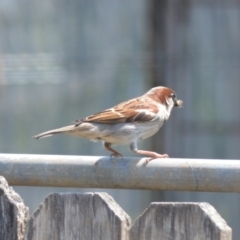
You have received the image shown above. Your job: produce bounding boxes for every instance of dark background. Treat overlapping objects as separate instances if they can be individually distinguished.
[0,0,240,239]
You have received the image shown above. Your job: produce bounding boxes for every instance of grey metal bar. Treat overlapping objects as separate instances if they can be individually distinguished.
[0,154,239,192]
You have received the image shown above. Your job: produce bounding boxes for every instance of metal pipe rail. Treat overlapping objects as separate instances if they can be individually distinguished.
[0,154,239,192]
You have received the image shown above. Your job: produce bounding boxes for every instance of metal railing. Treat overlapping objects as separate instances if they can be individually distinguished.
[0,153,239,192]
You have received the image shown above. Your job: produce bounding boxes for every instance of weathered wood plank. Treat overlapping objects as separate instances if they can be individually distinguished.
[25,192,131,240]
[0,176,29,240]
[130,202,232,240]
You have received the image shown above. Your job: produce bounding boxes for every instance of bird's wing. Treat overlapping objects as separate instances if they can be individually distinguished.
[75,98,159,125]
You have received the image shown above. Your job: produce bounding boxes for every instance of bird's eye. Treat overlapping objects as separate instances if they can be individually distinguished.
[171,93,176,99]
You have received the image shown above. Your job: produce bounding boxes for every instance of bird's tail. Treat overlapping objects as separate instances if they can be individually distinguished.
[33,125,75,139]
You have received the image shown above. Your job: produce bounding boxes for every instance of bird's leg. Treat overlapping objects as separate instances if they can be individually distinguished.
[130,142,168,164]
[104,142,123,157]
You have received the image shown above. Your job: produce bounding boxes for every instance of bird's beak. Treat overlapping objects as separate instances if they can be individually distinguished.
[174,99,183,108]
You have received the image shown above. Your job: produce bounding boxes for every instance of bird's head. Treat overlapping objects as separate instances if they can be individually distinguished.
[145,86,183,109]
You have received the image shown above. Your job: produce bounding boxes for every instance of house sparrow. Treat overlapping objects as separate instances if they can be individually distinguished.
[34,86,183,163]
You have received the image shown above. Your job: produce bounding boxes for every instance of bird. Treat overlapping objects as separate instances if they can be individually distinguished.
[33,86,183,163]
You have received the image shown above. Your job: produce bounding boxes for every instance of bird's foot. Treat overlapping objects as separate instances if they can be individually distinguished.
[110,152,123,160]
[144,153,169,165]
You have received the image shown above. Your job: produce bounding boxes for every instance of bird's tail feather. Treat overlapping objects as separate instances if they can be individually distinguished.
[33,125,75,139]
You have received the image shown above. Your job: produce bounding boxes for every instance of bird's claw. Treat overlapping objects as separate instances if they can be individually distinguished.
[144,153,169,165]
[110,153,123,160]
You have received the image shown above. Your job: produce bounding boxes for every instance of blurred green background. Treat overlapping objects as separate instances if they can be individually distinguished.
[0,0,240,239]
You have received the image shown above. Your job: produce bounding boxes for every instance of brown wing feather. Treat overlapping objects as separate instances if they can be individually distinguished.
[76,98,159,124]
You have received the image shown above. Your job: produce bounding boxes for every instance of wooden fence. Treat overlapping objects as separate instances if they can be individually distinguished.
[0,175,232,240]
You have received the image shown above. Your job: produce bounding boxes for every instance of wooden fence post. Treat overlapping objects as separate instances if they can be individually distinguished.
[130,202,232,240]
[25,192,131,240]
[0,175,233,239]
[0,176,29,240]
